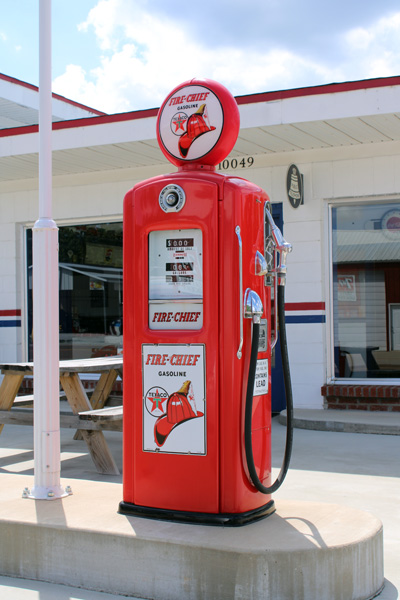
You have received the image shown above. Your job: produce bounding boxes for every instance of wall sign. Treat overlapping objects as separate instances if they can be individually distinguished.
[287,164,304,208]
[381,209,400,238]
[338,275,357,302]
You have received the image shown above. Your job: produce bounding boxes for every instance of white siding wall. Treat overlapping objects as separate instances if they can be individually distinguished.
[1,142,400,407]
[232,145,400,407]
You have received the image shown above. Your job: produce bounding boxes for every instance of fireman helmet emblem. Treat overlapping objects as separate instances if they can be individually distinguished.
[177,104,216,158]
[154,380,203,447]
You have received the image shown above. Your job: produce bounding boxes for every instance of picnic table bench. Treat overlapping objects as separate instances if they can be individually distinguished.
[0,356,123,475]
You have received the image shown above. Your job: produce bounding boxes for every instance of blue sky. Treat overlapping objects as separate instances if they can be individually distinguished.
[2,0,400,114]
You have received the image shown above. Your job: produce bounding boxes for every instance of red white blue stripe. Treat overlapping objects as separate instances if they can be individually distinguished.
[285,302,325,324]
[0,309,21,327]
[0,304,326,329]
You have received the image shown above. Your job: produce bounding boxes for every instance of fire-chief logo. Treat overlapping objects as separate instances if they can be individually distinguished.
[170,105,216,158]
[158,84,224,161]
[147,380,203,447]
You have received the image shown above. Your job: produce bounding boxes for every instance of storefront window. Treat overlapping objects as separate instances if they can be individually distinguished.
[27,222,123,360]
[332,202,400,379]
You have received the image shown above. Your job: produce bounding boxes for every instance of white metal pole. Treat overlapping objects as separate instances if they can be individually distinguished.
[28,0,68,500]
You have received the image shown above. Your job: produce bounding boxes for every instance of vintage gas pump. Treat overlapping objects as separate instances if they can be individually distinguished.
[119,79,293,525]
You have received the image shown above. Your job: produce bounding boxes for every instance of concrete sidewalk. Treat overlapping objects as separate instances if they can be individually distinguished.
[279,408,400,435]
[0,412,398,599]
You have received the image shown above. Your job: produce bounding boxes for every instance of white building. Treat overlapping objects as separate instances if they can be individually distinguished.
[1,74,400,411]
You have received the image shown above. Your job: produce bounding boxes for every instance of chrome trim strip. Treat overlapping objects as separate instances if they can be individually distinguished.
[235,225,243,359]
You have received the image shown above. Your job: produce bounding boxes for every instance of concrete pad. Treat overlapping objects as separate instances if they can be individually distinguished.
[0,473,383,600]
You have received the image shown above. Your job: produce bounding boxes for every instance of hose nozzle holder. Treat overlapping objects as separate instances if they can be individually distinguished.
[244,288,263,324]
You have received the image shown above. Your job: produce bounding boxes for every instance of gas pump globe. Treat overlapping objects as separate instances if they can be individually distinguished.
[119,78,293,525]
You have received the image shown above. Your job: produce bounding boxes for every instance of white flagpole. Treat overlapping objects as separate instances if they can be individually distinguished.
[28,0,68,499]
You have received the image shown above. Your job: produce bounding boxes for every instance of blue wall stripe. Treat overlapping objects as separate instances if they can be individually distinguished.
[0,320,21,327]
[285,315,326,324]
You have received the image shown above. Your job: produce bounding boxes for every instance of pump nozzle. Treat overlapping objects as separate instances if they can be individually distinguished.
[264,209,292,256]
[264,207,292,286]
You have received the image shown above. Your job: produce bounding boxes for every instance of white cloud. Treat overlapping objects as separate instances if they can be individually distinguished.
[78,0,121,51]
[346,28,374,50]
[52,1,400,114]
[53,0,336,113]
[53,65,100,109]
[344,12,400,79]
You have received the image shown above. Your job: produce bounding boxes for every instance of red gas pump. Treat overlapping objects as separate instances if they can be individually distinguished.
[119,79,293,525]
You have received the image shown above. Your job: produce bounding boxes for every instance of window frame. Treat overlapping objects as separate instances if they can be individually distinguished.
[325,195,400,385]
[22,215,123,362]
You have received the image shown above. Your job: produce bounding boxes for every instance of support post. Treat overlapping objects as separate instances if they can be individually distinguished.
[28,0,68,500]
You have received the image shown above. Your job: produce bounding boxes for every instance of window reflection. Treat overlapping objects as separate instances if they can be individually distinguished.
[27,223,123,360]
[332,203,400,378]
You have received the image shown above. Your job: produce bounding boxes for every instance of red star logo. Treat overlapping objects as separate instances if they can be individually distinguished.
[172,114,187,132]
[150,390,166,412]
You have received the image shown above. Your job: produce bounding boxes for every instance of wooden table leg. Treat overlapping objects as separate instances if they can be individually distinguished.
[0,372,25,435]
[60,372,120,475]
[90,369,119,410]
[73,369,119,440]
[79,430,120,475]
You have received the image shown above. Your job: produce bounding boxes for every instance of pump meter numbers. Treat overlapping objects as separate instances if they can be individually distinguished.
[166,275,194,283]
[166,262,193,283]
[166,238,194,248]
[166,262,193,272]
[149,228,203,309]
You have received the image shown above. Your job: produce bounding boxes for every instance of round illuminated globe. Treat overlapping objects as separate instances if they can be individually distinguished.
[157,78,240,168]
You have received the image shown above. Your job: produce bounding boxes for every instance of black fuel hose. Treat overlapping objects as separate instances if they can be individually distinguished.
[244,284,293,494]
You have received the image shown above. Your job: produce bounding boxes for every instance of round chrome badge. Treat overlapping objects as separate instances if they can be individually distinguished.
[159,184,186,213]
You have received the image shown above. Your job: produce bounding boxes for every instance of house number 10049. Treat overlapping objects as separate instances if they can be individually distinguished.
[218,157,254,170]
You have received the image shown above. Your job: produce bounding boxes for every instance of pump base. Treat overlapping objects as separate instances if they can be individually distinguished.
[118,500,275,526]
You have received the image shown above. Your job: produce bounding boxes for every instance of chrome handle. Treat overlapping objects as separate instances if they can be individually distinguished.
[271,252,278,350]
[255,250,268,276]
[236,225,243,359]
[244,288,263,324]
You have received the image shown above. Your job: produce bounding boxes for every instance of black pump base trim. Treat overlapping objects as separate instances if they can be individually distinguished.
[118,500,275,526]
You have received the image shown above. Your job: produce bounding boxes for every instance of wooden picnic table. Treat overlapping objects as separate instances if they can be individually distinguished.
[0,356,123,475]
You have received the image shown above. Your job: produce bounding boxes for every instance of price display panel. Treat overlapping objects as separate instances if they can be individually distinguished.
[148,229,203,329]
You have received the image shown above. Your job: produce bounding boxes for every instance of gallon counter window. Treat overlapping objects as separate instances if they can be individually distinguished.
[26,222,123,360]
[331,202,400,379]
